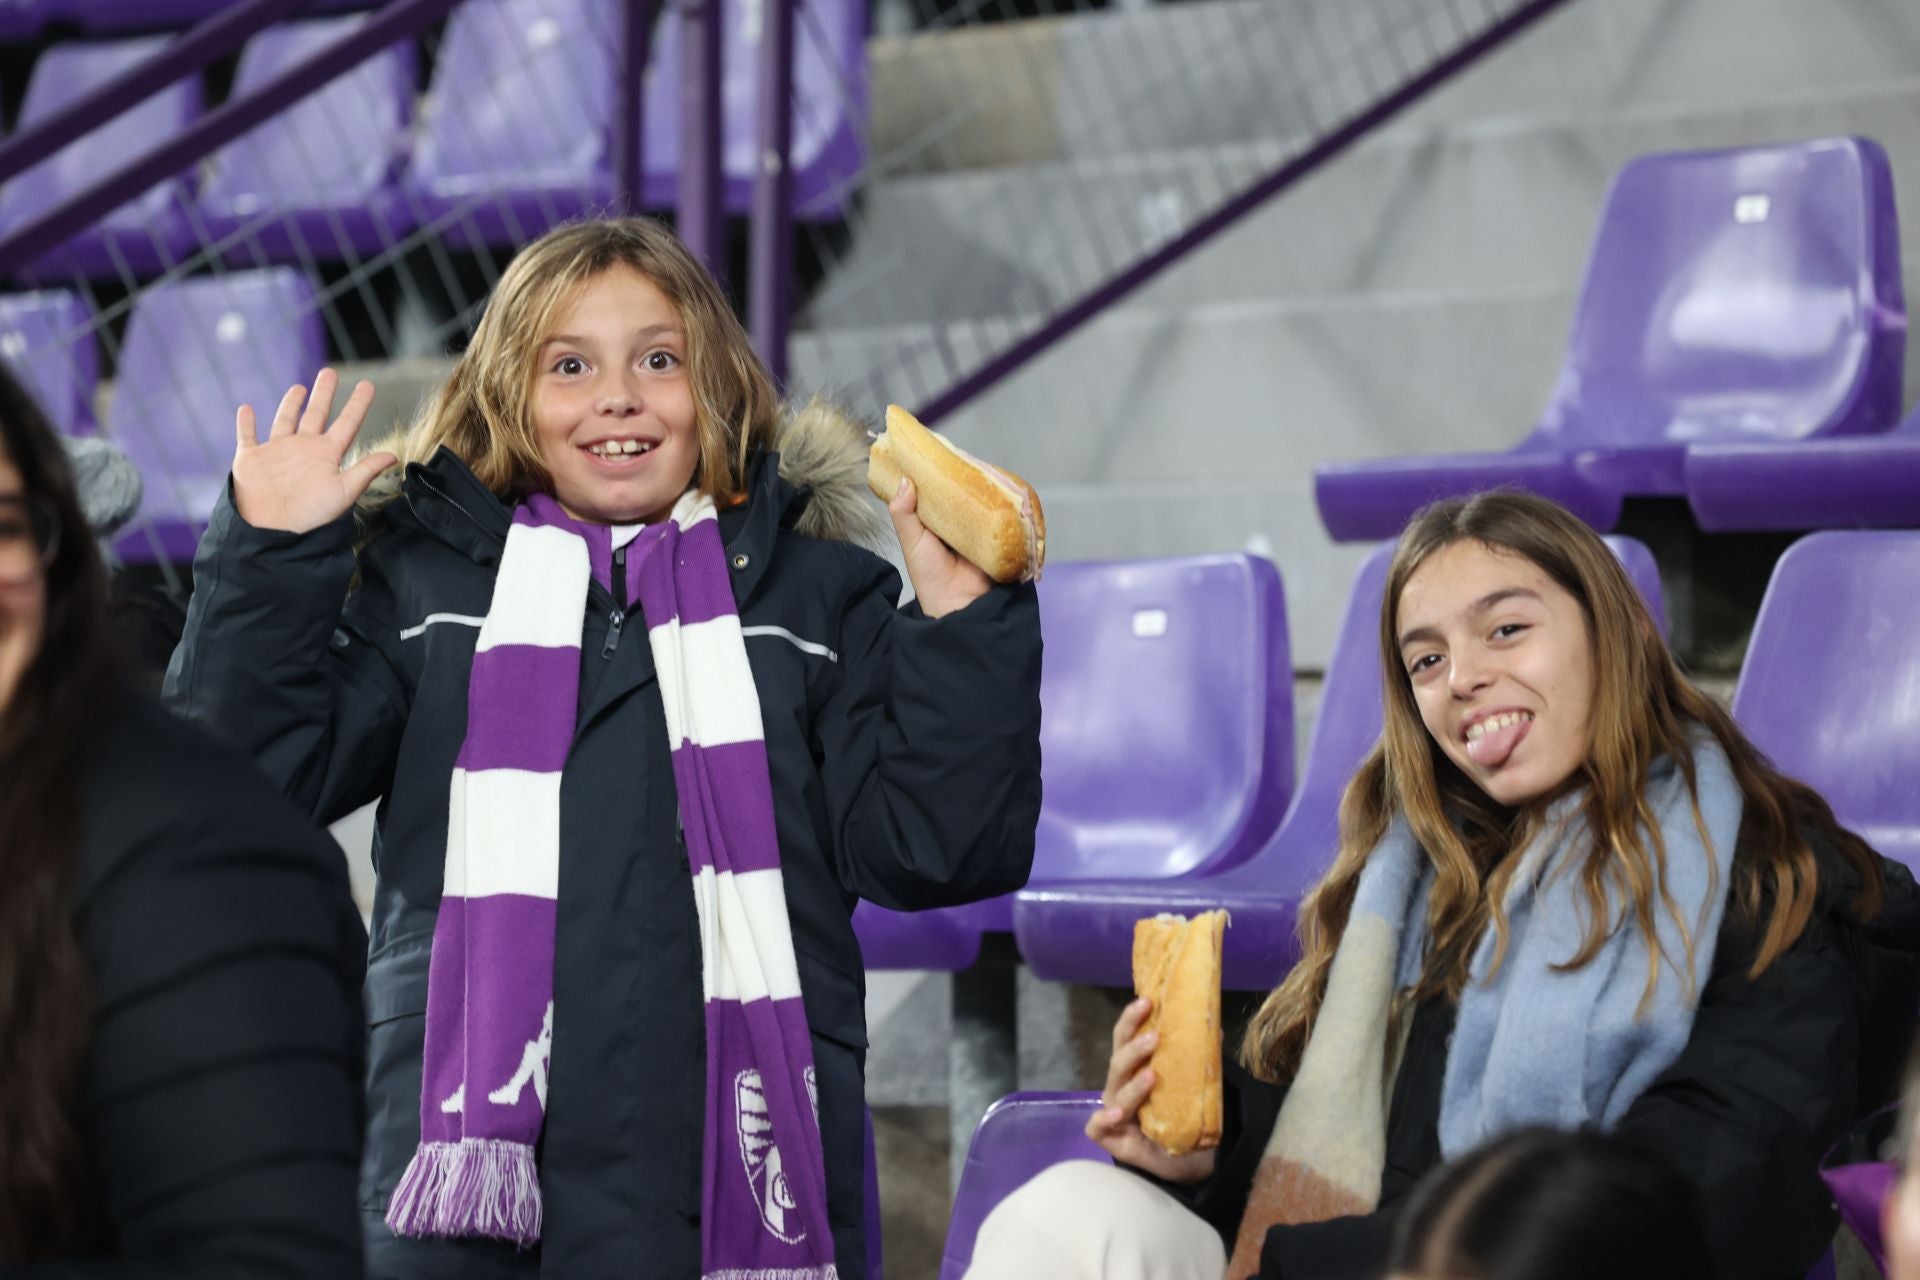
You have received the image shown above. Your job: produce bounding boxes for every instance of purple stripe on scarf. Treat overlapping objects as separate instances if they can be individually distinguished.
[455,645,579,773]
[672,740,783,876]
[703,994,834,1267]
[415,897,469,1147]
[666,519,739,628]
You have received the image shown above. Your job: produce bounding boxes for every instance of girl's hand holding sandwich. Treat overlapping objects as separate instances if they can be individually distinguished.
[887,475,992,618]
[1086,997,1218,1185]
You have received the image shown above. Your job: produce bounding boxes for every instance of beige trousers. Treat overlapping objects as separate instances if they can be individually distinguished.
[962,1159,1229,1280]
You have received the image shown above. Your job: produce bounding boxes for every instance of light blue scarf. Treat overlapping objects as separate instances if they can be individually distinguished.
[1233,735,1742,1269]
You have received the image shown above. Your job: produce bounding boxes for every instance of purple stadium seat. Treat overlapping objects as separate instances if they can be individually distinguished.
[639,0,866,216]
[406,0,865,248]
[0,37,203,282]
[1731,532,1920,875]
[1015,536,1664,990]
[48,0,372,33]
[939,1092,1105,1280]
[108,269,323,564]
[0,290,97,433]
[1685,401,1920,532]
[855,554,1293,972]
[939,1092,1835,1280]
[199,15,418,265]
[403,0,620,249]
[1315,137,1906,542]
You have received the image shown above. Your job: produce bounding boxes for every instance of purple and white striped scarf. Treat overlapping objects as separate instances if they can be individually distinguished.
[386,489,838,1279]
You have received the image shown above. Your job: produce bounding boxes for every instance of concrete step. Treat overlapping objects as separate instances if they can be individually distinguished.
[807,77,1920,327]
[866,0,1920,175]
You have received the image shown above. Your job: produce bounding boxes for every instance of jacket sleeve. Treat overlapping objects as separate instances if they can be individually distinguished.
[1610,908,1864,1280]
[28,736,368,1278]
[812,556,1043,910]
[163,486,408,825]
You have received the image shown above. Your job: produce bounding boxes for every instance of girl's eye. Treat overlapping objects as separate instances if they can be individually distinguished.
[1493,623,1529,641]
[1408,653,1442,675]
[553,355,586,376]
[644,350,679,373]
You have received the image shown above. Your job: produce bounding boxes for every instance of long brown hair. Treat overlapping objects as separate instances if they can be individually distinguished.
[1242,490,1883,1083]
[370,216,781,507]
[0,364,116,1258]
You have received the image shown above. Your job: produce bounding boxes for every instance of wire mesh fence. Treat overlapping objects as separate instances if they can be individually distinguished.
[0,0,1551,585]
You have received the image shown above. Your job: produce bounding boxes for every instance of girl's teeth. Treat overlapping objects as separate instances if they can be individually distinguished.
[1465,711,1534,742]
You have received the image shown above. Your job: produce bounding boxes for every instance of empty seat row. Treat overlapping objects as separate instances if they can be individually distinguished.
[1313,136,1913,541]
[0,0,866,281]
[938,526,1920,1280]
[0,272,323,559]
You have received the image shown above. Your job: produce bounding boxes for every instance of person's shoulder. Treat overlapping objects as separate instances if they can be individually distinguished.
[78,688,343,895]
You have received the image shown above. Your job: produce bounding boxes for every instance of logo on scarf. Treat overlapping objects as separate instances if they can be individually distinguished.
[735,1067,818,1244]
[438,1001,554,1116]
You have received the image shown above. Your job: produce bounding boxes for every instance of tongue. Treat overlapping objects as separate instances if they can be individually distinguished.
[1466,717,1529,768]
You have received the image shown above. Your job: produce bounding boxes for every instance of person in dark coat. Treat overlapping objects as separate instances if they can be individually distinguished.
[0,360,368,1275]
[969,490,1918,1280]
[165,217,1043,1279]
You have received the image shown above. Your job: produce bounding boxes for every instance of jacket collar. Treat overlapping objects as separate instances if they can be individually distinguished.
[390,445,807,598]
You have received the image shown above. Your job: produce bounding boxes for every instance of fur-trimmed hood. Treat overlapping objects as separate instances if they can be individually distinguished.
[775,398,891,555]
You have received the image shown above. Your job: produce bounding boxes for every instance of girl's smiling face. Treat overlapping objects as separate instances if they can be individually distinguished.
[0,447,47,720]
[530,265,701,526]
[1395,539,1596,807]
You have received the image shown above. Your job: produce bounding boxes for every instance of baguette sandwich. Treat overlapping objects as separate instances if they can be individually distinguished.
[866,405,1047,584]
[1132,910,1226,1156]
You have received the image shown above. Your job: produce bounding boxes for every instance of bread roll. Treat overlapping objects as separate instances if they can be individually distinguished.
[1132,911,1226,1156]
[867,404,1047,584]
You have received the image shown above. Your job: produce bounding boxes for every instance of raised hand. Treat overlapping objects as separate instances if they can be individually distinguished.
[231,368,395,534]
[887,476,993,619]
[1084,996,1219,1184]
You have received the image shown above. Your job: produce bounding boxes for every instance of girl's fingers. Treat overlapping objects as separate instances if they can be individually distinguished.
[327,380,377,450]
[1111,1067,1156,1119]
[1110,997,1150,1054]
[342,451,399,501]
[266,383,307,440]
[234,403,257,453]
[297,368,337,434]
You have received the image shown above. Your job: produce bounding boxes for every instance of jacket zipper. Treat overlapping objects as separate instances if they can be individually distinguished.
[603,544,630,658]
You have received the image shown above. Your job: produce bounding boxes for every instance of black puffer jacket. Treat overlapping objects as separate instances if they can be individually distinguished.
[1178,832,1920,1280]
[164,407,1044,1278]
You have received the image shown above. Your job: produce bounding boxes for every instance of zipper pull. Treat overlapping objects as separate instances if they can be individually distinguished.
[602,609,625,658]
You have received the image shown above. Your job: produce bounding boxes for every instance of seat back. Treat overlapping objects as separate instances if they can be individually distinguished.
[1033,554,1292,883]
[938,1093,1104,1280]
[1732,531,1920,873]
[201,16,415,228]
[640,0,866,214]
[1535,137,1904,451]
[109,270,323,534]
[0,290,96,433]
[0,37,201,247]
[408,0,617,211]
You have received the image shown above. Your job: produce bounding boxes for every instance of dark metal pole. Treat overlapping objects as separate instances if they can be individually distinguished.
[616,0,657,213]
[0,0,465,277]
[0,0,305,187]
[913,0,1575,426]
[748,0,794,386]
[676,0,725,279]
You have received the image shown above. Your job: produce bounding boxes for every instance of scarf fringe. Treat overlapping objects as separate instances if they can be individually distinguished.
[385,1137,543,1245]
[703,1269,841,1279]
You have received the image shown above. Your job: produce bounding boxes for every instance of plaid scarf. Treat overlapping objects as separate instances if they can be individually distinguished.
[386,490,838,1279]
[1228,739,1740,1277]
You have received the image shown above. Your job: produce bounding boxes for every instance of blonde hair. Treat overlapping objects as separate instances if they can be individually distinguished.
[373,217,780,506]
[1241,490,1884,1083]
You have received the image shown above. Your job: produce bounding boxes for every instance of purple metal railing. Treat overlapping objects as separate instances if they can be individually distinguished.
[0,0,790,364]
